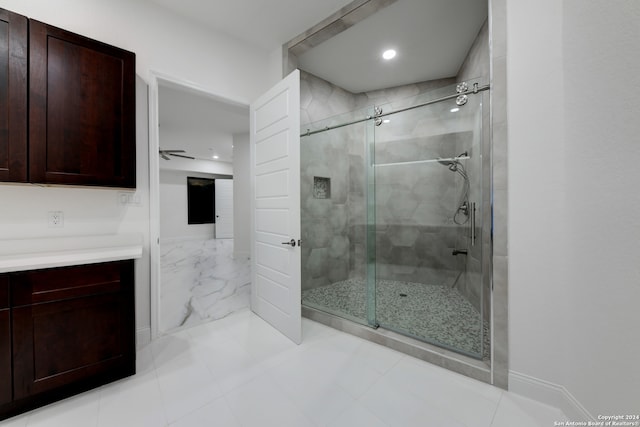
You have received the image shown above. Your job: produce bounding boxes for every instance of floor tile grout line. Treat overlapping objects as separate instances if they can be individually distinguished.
[488,390,506,427]
[220,394,243,427]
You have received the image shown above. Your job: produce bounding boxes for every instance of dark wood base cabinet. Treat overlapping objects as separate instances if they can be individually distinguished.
[0,260,136,421]
[0,276,11,406]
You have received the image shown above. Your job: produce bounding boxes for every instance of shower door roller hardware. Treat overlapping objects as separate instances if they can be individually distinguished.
[456,94,468,106]
[281,239,296,247]
[373,106,383,117]
[456,82,469,93]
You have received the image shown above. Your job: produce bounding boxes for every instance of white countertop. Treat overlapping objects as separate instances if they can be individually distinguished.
[0,234,143,273]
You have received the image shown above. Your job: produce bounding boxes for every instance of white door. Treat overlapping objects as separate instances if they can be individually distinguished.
[250,69,301,344]
[215,179,234,239]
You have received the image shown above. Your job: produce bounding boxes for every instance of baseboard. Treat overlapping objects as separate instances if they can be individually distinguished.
[136,327,151,349]
[509,370,594,422]
[233,251,250,260]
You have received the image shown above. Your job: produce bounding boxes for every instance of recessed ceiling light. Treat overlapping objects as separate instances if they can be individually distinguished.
[382,49,396,60]
[213,155,219,159]
[450,108,460,113]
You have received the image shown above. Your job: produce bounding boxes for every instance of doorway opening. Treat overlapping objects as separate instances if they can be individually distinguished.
[148,73,251,336]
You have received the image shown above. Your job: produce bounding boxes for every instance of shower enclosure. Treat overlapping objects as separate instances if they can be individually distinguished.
[300,80,489,360]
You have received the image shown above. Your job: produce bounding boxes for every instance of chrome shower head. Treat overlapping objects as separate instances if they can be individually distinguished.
[437,152,468,172]
[437,159,459,172]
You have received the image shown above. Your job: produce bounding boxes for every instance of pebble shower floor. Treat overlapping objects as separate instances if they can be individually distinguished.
[302,278,489,359]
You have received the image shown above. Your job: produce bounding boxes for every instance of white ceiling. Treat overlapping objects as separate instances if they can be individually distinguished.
[297,0,487,93]
[145,0,355,50]
[153,0,487,166]
[158,83,249,163]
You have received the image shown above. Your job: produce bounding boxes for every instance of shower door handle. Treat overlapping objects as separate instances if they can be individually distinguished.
[281,239,296,247]
[470,202,476,247]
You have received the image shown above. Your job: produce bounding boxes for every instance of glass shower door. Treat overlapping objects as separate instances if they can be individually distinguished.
[300,107,374,326]
[371,88,485,359]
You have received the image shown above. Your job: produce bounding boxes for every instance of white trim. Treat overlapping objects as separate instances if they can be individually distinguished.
[147,70,250,340]
[136,327,152,349]
[148,71,161,340]
[509,370,594,422]
[233,251,250,260]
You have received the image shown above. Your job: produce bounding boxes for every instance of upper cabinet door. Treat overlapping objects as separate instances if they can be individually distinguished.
[29,20,136,188]
[0,9,28,183]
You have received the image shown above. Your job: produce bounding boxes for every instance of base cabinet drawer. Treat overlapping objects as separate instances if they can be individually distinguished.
[0,261,135,421]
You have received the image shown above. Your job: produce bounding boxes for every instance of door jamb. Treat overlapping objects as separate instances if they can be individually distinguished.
[147,70,248,339]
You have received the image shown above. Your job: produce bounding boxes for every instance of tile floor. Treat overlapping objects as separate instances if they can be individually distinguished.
[0,309,567,427]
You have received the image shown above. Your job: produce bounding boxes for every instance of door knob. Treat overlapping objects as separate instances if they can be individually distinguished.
[281,239,296,247]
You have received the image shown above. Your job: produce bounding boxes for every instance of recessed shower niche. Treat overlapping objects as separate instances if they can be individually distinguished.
[313,176,331,199]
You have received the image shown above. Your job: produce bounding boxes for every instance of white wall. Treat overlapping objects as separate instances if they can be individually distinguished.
[507,0,640,417]
[0,0,279,104]
[232,133,251,257]
[159,170,216,241]
[507,0,569,386]
[561,0,640,415]
[0,0,277,346]
[0,76,152,345]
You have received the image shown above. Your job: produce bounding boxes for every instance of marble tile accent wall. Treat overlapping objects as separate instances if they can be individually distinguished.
[160,238,250,332]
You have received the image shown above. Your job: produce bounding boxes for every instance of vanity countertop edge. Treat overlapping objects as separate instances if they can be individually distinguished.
[0,234,143,273]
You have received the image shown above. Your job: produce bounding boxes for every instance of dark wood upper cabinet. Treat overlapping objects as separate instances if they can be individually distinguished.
[0,9,28,183]
[29,20,136,188]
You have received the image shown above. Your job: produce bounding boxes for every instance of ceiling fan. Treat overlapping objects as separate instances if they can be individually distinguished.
[159,149,195,160]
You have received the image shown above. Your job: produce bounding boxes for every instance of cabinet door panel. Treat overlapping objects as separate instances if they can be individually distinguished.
[29,20,135,187]
[12,261,135,399]
[0,309,10,405]
[0,275,7,309]
[12,294,132,399]
[0,9,27,182]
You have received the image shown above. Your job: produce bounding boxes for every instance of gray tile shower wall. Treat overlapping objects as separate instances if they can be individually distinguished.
[373,124,471,287]
[300,16,488,294]
[301,130,352,290]
[456,19,490,315]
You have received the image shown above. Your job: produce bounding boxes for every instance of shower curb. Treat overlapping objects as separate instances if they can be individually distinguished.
[303,305,493,385]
